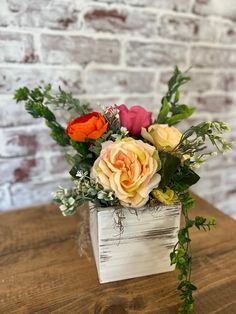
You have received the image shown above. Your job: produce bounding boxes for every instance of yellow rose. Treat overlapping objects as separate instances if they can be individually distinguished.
[141,124,182,152]
[92,138,161,208]
[152,187,176,205]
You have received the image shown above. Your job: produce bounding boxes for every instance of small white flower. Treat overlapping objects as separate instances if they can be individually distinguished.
[60,205,67,212]
[76,170,84,177]
[68,197,75,205]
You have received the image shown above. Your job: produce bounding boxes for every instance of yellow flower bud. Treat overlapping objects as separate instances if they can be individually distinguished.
[152,187,176,205]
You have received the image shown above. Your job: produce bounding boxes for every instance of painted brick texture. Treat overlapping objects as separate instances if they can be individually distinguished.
[0,0,236,218]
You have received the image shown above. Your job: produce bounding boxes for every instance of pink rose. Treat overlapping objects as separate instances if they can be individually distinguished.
[117,105,152,136]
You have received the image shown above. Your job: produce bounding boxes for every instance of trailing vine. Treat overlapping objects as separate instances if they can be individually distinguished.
[171,192,216,313]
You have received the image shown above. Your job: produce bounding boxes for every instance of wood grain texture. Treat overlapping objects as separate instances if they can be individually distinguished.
[90,203,181,283]
[0,194,236,313]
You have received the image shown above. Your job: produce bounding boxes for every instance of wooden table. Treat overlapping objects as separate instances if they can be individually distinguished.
[0,195,235,314]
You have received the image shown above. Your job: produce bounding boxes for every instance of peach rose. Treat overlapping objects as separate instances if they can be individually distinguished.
[92,138,161,208]
[141,124,182,152]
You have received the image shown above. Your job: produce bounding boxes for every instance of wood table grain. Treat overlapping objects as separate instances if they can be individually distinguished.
[0,194,235,314]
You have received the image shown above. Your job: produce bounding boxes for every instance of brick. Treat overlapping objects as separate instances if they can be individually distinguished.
[48,154,70,175]
[83,5,157,37]
[0,32,37,63]
[10,178,72,208]
[0,67,82,94]
[0,127,38,157]
[0,0,80,30]
[218,21,236,44]
[0,125,62,157]
[215,72,236,91]
[193,0,236,21]
[40,35,120,65]
[126,41,187,67]
[158,14,218,42]
[188,94,234,113]
[93,0,192,12]
[190,46,236,68]
[85,69,155,94]
[0,156,46,184]
[0,97,41,127]
[0,184,12,211]
[159,70,213,93]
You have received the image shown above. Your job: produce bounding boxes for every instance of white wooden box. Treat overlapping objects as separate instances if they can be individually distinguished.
[89,203,181,283]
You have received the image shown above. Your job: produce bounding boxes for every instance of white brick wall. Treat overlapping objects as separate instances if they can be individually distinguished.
[0,0,235,218]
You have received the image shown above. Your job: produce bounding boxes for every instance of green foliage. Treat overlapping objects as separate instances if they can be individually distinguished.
[63,153,95,178]
[89,131,113,156]
[173,121,232,164]
[43,85,91,115]
[70,140,89,157]
[54,172,119,215]
[172,165,200,192]
[171,192,216,313]
[156,66,195,126]
[159,152,181,188]
[69,158,94,178]
[14,85,74,147]
[14,85,93,148]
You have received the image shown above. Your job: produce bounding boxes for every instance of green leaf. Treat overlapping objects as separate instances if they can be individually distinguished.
[159,152,181,187]
[167,105,195,126]
[69,158,94,177]
[170,251,177,265]
[186,219,194,228]
[14,87,30,102]
[157,97,170,123]
[26,102,56,121]
[173,166,200,188]
[194,216,207,229]
[174,89,180,103]
[155,66,194,126]
[70,140,89,157]
[209,217,216,225]
[178,229,187,245]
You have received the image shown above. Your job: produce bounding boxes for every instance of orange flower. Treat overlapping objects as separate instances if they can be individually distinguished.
[66,112,108,142]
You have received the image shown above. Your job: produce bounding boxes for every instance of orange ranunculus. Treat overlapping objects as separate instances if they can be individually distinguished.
[66,112,108,142]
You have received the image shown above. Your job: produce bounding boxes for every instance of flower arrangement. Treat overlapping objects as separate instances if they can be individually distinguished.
[14,67,232,314]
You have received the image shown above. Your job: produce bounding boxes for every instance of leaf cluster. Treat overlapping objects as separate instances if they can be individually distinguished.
[175,121,232,157]
[14,85,94,148]
[14,85,75,147]
[156,66,195,126]
[159,153,200,191]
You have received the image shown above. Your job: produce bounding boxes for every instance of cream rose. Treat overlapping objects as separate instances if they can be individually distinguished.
[141,124,182,152]
[92,138,161,208]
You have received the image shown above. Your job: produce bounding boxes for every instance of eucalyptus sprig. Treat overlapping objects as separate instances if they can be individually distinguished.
[171,192,216,313]
[156,66,195,126]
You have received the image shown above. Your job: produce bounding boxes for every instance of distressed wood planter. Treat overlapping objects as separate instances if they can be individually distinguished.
[90,202,182,284]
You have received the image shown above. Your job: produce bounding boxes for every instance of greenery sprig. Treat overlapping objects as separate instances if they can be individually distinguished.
[156,66,195,126]
[14,85,91,148]
[54,171,119,216]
